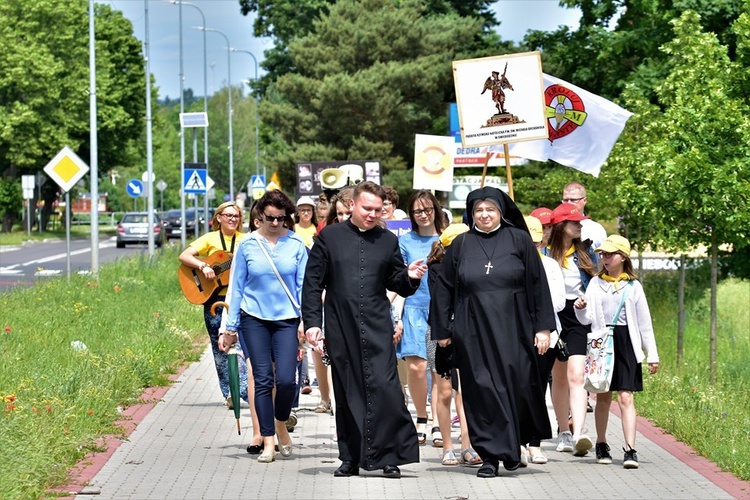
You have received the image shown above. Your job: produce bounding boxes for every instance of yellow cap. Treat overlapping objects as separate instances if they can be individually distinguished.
[595,234,631,255]
[524,216,543,243]
[439,223,469,248]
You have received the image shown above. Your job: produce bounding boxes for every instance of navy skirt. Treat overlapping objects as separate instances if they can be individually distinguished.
[610,325,643,392]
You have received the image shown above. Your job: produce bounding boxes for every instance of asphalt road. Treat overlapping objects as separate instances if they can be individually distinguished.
[0,236,179,293]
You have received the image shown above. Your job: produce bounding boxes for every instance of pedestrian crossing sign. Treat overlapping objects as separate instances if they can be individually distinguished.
[184,166,207,194]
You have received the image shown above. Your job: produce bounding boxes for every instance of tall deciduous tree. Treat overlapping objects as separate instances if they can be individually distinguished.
[0,0,146,230]
[608,11,750,384]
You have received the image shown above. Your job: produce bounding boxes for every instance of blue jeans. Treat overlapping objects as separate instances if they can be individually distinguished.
[203,303,248,402]
[240,313,298,436]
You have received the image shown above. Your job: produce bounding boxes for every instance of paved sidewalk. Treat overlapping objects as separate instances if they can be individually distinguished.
[71,347,745,499]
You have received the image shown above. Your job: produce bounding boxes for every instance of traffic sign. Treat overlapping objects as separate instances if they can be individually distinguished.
[184,167,207,194]
[126,179,144,198]
[156,180,168,192]
[43,146,90,193]
[180,112,209,128]
[251,175,265,188]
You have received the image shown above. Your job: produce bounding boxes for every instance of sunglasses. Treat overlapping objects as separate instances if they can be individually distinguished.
[262,214,286,223]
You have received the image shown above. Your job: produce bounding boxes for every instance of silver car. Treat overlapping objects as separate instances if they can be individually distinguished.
[116,212,164,248]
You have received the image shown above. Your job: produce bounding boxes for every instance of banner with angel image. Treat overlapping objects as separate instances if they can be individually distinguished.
[452,52,548,148]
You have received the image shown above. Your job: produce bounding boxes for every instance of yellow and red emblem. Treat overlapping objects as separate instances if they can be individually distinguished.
[544,84,588,142]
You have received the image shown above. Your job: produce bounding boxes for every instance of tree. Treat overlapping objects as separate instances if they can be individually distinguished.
[238,0,499,93]
[256,0,490,191]
[608,11,750,384]
[0,0,146,230]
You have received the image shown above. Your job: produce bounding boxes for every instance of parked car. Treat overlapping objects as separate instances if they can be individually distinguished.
[116,212,164,248]
[162,207,214,239]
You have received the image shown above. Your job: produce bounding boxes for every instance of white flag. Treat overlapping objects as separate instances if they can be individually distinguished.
[506,73,632,177]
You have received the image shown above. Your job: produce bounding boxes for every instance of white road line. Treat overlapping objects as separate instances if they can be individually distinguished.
[23,241,117,266]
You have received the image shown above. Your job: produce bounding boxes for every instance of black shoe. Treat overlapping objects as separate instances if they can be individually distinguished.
[596,442,613,464]
[246,444,263,455]
[382,465,401,478]
[623,448,639,469]
[503,459,521,471]
[334,460,359,477]
[476,460,499,478]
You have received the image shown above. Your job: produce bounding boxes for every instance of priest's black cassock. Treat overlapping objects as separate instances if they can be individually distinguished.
[433,187,555,464]
[302,219,420,470]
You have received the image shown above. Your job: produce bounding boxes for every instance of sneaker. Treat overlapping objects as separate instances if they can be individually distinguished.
[573,434,593,456]
[301,384,312,395]
[451,415,460,428]
[556,431,574,452]
[286,411,297,432]
[623,448,639,469]
[595,442,613,464]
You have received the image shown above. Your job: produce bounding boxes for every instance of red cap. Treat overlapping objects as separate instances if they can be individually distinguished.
[530,207,553,225]
[551,203,590,224]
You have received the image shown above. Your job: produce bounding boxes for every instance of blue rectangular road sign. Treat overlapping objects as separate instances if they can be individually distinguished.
[184,167,207,194]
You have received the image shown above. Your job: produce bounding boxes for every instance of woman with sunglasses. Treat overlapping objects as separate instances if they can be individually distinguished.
[179,201,249,410]
[219,190,309,463]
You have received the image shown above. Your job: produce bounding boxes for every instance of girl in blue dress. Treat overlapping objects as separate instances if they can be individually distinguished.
[395,190,446,443]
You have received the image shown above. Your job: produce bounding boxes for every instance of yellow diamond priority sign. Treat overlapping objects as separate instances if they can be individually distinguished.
[43,146,90,193]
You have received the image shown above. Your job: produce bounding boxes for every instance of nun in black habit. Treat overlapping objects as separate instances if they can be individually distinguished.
[433,186,555,477]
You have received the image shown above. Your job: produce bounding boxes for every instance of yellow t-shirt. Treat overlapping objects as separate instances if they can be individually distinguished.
[188,230,247,257]
[294,224,317,248]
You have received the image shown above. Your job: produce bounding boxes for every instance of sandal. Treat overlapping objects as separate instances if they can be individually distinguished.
[314,400,331,414]
[431,427,443,448]
[416,417,428,445]
[460,448,482,466]
[441,449,459,466]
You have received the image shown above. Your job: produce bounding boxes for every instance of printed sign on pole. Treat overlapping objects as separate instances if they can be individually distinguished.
[453,52,548,148]
[413,135,455,192]
[184,165,208,194]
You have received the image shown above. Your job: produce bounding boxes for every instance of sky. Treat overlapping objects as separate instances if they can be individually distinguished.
[113,0,581,100]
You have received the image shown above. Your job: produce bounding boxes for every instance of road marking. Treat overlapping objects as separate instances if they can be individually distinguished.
[22,241,116,266]
[35,269,62,276]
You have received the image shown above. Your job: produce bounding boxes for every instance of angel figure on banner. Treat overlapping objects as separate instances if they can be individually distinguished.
[482,63,514,114]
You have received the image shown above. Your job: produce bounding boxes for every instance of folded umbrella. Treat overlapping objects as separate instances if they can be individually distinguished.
[227,344,242,435]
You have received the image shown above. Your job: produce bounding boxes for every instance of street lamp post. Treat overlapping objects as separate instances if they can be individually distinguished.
[172,1,210,232]
[231,48,261,184]
[195,26,234,202]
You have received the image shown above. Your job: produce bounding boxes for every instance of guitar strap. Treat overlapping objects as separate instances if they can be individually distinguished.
[212,232,236,300]
[220,232,237,254]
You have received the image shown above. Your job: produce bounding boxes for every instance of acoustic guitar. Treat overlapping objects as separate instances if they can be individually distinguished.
[178,251,234,304]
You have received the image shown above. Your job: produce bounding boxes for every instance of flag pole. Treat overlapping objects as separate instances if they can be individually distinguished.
[480,151,490,187]
[503,143,514,200]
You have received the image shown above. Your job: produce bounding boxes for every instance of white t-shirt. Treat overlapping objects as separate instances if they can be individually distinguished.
[581,218,606,250]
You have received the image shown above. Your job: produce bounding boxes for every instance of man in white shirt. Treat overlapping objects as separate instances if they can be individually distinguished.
[562,182,606,249]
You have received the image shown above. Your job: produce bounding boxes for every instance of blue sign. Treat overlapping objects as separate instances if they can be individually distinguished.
[126,179,144,198]
[184,168,207,194]
[250,174,266,189]
[449,102,461,141]
[385,219,412,238]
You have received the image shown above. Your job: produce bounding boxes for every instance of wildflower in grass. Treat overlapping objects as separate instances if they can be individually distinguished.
[87,410,94,415]
[6,402,16,413]
[32,406,40,415]
[4,325,10,333]
[154,312,160,319]
[45,405,51,413]
[113,284,121,292]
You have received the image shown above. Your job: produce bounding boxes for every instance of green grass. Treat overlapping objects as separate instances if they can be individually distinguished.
[0,247,205,499]
[638,275,750,481]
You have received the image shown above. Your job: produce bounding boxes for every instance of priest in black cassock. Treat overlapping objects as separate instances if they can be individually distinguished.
[302,181,428,479]
[433,186,556,478]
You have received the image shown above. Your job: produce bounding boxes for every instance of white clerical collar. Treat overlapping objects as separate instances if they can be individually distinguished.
[473,223,501,234]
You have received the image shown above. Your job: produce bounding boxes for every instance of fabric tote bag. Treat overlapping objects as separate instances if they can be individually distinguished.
[584,282,632,394]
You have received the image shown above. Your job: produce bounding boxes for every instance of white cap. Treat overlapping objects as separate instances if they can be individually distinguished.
[296,196,316,207]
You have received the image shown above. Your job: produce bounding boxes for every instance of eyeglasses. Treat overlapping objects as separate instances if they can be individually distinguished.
[412,207,434,216]
[562,197,585,203]
[220,213,240,220]
[599,251,619,259]
[298,208,313,214]
[382,201,393,207]
[263,214,286,223]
